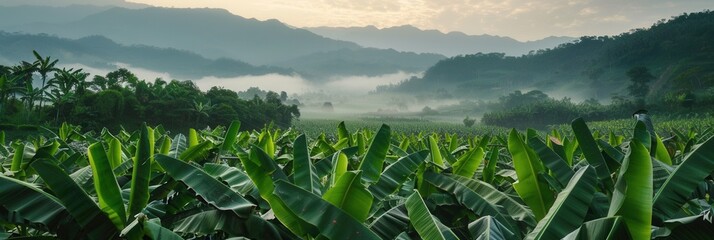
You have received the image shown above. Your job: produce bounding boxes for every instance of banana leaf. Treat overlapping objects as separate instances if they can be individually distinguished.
[608,139,652,240]
[155,154,255,218]
[220,120,241,153]
[369,204,409,239]
[31,158,118,239]
[572,118,613,192]
[168,134,187,159]
[329,151,349,188]
[240,146,316,237]
[0,175,71,234]
[468,216,516,240]
[451,175,536,227]
[273,180,381,240]
[405,191,459,240]
[359,124,391,183]
[653,136,714,222]
[507,129,554,220]
[562,216,630,240]
[528,136,574,187]
[525,166,597,240]
[369,150,428,200]
[428,135,445,168]
[128,124,153,220]
[87,142,127,229]
[172,209,283,239]
[323,171,373,222]
[424,171,519,237]
[452,147,484,177]
[293,134,321,195]
[179,141,214,162]
[203,163,255,195]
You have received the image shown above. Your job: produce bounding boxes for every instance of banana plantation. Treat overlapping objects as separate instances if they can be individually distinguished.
[0,117,713,239]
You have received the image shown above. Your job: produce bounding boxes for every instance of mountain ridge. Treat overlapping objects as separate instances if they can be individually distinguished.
[307,25,576,56]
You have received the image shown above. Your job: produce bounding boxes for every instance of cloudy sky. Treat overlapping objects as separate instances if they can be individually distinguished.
[125,0,713,41]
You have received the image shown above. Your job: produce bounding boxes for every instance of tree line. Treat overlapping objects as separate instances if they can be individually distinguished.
[0,51,300,131]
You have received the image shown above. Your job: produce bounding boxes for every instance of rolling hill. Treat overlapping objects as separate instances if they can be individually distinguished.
[307,25,575,56]
[385,11,714,101]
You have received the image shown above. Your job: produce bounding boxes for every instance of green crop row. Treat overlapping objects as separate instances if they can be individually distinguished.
[0,117,712,239]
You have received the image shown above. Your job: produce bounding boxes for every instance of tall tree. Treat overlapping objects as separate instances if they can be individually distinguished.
[627,66,655,105]
[33,51,58,109]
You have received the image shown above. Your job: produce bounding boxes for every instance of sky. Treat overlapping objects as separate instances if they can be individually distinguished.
[125,0,714,41]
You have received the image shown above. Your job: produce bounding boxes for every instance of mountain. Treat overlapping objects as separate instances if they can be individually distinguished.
[0,0,149,8]
[0,6,445,77]
[307,25,576,56]
[0,5,111,28]
[5,7,360,65]
[0,32,291,79]
[385,11,714,101]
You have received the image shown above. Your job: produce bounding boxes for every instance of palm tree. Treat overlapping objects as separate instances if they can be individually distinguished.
[33,51,58,109]
[48,68,88,122]
[10,61,38,111]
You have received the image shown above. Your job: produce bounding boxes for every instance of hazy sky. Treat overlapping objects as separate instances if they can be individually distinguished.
[124,0,713,41]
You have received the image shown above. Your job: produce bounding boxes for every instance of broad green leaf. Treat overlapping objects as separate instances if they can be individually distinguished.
[428,135,445,168]
[274,180,381,240]
[405,191,458,240]
[203,163,255,195]
[172,209,283,239]
[10,141,24,177]
[220,120,241,153]
[241,146,316,237]
[293,134,321,195]
[32,158,118,239]
[654,133,672,165]
[424,171,519,237]
[359,124,391,183]
[259,131,275,159]
[144,218,183,240]
[128,124,153,220]
[168,134,187,159]
[179,141,215,162]
[0,175,71,234]
[452,175,536,227]
[452,147,484,177]
[188,128,199,147]
[330,151,349,188]
[563,216,629,240]
[508,129,554,220]
[528,137,574,187]
[88,143,127,229]
[108,137,122,170]
[468,216,517,240]
[155,155,255,218]
[653,136,714,221]
[572,118,613,191]
[526,166,597,240]
[483,146,499,184]
[369,150,428,200]
[369,204,409,239]
[337,121,353,147]
[323,171,373,222]
[608,139,652,240]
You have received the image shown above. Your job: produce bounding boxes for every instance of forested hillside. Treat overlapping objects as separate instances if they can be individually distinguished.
[389,11,714,101]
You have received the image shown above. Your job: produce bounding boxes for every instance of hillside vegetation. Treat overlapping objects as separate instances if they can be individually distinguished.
[389,11,714,102]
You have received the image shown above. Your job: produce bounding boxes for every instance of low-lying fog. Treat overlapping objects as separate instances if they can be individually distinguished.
[60,63,462,119]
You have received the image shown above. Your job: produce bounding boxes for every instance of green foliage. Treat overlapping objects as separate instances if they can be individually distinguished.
[1,117,713,239]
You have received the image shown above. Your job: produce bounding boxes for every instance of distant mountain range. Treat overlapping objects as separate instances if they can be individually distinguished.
[0,32,291,79]
[307,25,575,56]
[386,11,714,101]
[0,5,450,79]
